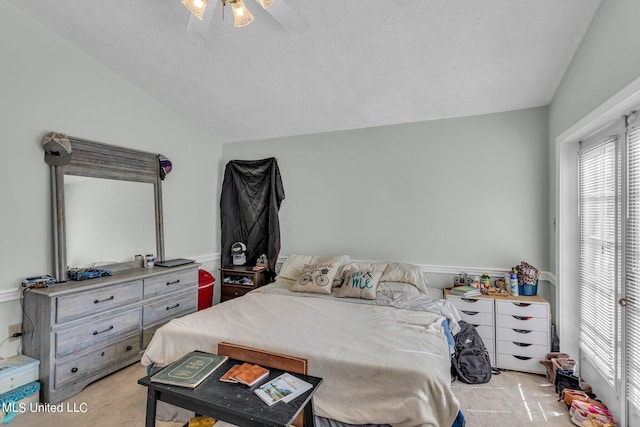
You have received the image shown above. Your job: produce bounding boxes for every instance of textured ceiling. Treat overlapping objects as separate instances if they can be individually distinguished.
[8,0,601,143]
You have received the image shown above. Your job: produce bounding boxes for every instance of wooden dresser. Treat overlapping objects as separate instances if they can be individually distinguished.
[445,289,550,374]
[22,264,198,403]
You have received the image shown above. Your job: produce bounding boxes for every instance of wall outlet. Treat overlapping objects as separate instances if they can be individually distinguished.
[8,323,22,341]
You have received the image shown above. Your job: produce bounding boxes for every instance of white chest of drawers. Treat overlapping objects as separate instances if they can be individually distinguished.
[23,265,198,403]
[445,292,496,366]
[445,290,550,374]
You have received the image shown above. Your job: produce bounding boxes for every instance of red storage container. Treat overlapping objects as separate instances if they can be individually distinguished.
[198,269,215,310]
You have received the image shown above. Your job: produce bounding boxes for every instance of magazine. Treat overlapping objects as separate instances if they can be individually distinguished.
[254,372,313,406]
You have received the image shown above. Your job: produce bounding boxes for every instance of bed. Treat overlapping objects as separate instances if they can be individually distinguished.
[141,257,463,427]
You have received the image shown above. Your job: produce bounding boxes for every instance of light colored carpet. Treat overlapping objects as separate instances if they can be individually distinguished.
[6,363,574,426]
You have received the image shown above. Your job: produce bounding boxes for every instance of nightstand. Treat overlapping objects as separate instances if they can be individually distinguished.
[220,266,267,302]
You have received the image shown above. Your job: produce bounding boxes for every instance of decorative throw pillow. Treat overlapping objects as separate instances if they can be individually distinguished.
[380,262,428,294]
[334,269,383,300]
[290,263,340,294]
[277,254,314,286]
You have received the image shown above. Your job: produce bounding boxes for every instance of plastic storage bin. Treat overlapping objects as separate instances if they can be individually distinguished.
[198,269,215,310]
[518,281,538,296]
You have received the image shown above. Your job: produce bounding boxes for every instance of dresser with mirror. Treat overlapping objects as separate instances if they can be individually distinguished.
[23,134,198,403]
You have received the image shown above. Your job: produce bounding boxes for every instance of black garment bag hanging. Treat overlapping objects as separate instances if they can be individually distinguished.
[220,158,285,276]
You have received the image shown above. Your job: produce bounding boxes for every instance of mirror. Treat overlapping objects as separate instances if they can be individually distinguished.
[46,134,165,281]
[64,176,156,268]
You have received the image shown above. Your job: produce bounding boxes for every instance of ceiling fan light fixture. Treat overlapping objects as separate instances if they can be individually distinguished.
[230,0,254,27]
[182,0,208,20]
[256,0,273,9]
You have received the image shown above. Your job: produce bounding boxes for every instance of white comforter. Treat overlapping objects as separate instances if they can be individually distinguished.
[141,283,460,427]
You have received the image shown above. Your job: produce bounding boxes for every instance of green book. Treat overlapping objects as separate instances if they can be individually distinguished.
[151,351,228,388]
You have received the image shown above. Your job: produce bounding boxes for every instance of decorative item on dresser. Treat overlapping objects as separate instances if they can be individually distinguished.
[220,265,267,302]
[445,289,551,374]
[23,264,198,404]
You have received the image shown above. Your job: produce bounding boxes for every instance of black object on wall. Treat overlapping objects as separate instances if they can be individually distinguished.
[220,158,285,274]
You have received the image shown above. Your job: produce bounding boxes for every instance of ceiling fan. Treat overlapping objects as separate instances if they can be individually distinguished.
[183,0,309,33]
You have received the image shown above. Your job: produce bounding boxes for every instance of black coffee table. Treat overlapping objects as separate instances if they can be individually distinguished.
[138,358,323,427]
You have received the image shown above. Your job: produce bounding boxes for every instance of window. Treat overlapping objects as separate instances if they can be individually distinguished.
[578,130,620,387]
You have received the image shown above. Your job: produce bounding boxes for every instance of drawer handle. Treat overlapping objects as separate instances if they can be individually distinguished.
[94,296,115,304]
[166,303,180,310]
[166,280,180,286]
[461,310,478,316]
[101,351,105,357]
[461,298,479,303]
[234,292,240,296]
[513,329,532,334]
[513,303,531,307]
[126,345,133,351]
[512,315,532,321]
[93,325,114,335]
[513,355,532,361]
[71,367,78,373]
[512,342,532,347]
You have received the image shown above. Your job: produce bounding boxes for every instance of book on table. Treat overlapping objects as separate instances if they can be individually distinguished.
[151,350,228,388]
[219,362,270,386]
[450,286,481,296]
[254,372,313,406]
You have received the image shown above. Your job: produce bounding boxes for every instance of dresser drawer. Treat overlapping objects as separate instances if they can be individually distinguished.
[497,314,548,332]
[496,327,548,346]
[496,301,548,318]
[144,270,197,298]
[143,291,196,327]
[116,334,141,361]
[497,353,546,374]
[447,296,494,313]
[55,280,143,324]
[474,325,494,343]
[458,310,494,327]
[221,284,254,302]
[55,309,141,358]
[496,340,548,359]
[55,346,116,388]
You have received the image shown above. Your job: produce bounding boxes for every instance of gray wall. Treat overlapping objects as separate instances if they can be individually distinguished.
[549,0,640,272]
[0,1,222,356]
[222,107,550,281]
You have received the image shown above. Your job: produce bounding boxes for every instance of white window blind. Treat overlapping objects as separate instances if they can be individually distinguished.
[578,133,619,386]
[626,112,640,410]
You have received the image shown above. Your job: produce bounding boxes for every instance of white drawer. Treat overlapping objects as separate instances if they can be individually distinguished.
[496,300,548,318]
[459,310,494,327]
[496,327,547,346]
[497,353,546,374]
[474,325,494,343]
[447,296,494,313]
[488,351,495,368]
[497,313,548,332]
[496,340,548,359]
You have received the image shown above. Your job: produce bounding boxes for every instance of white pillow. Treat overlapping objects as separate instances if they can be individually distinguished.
[278,254,351,287]
[334,269,383,300]
[380,262,428,294]
[277,254,314,286]
[290,262,340,294]
[376,281,420,295]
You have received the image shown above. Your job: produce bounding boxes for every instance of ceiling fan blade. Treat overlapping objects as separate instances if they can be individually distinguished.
[265,0,308,33]
[186,0,218,33]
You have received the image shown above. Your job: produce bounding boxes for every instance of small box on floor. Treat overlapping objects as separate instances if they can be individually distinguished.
[0,355,40,394]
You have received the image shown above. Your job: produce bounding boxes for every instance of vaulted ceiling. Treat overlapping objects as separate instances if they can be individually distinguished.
[9,0,601,143]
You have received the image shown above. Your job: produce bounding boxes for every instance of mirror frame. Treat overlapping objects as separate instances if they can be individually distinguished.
[47,134,165,281]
